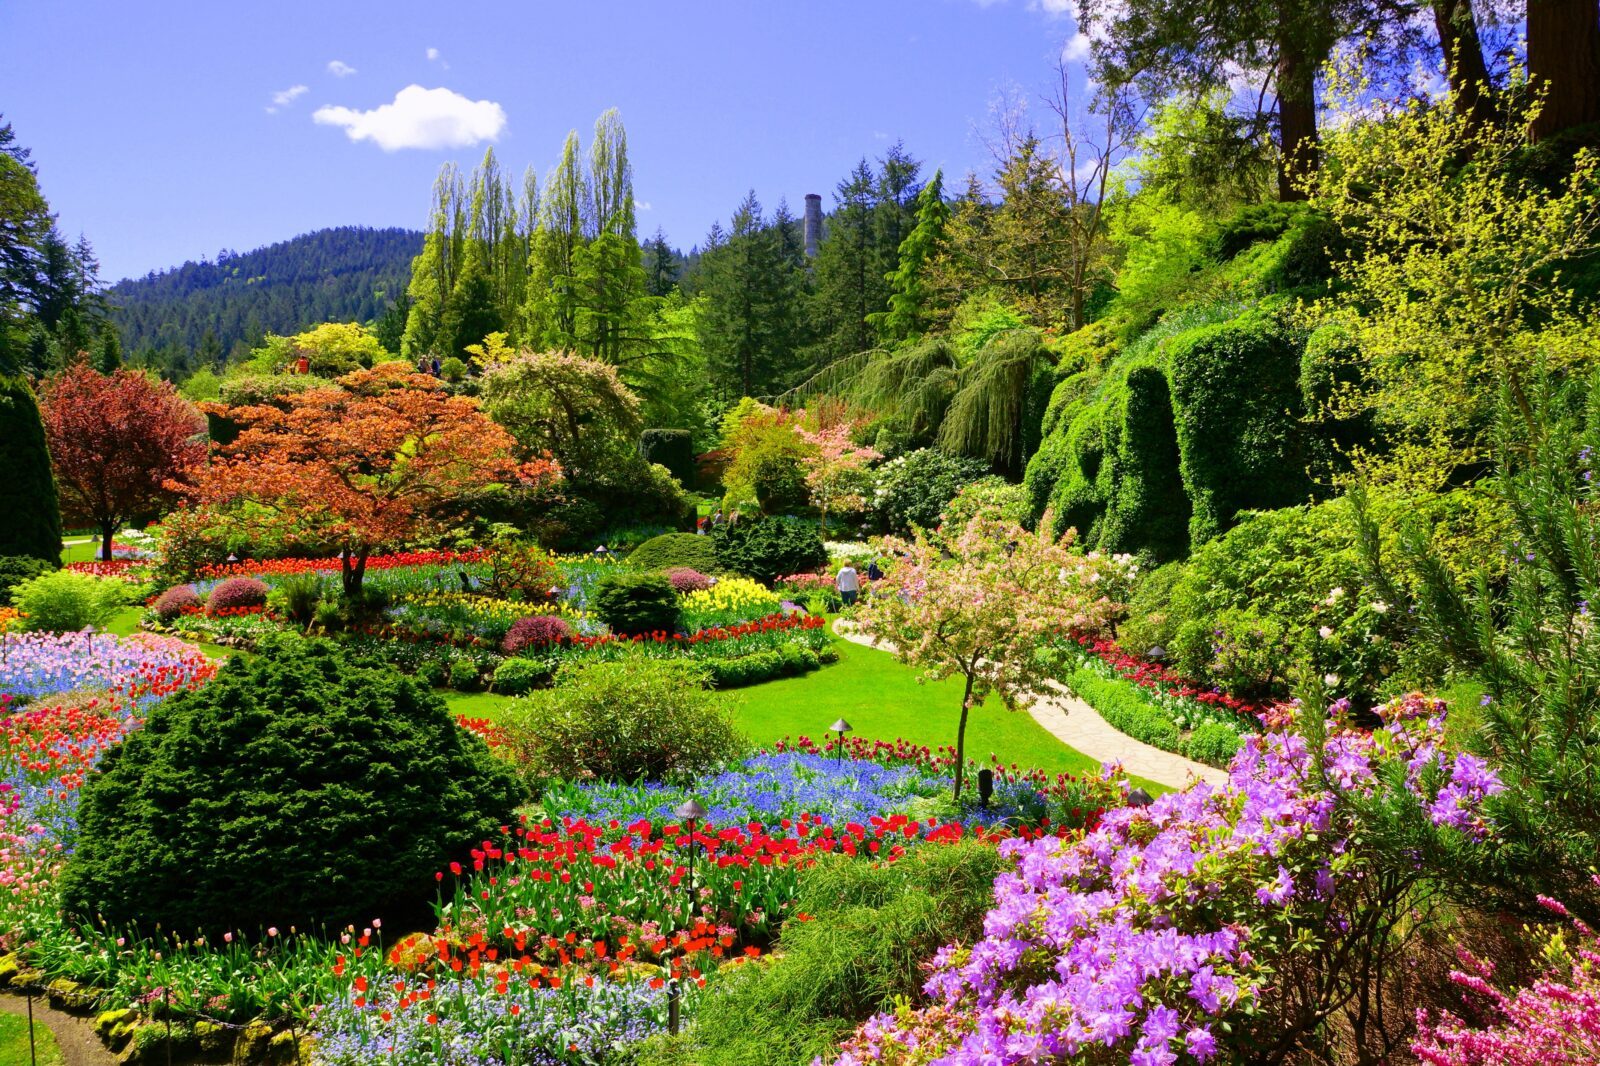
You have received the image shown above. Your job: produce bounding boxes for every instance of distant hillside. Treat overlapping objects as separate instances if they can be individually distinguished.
[110,226,422,358]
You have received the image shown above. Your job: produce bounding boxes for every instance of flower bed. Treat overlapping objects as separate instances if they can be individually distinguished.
[832,694,1503,1064]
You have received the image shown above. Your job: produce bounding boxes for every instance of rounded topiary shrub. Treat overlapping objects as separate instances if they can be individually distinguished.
[627,532,720,574]
[503,659,745,786]
[593,572,680,636]
[502,614,572,655]
[153,584,203,622]
[207,576,269,611]
[712,516,828,586]
[59,635,524,936]
[664,567,713,594]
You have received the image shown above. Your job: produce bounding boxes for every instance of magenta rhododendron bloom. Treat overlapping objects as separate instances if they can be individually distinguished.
[830,694,1502,1066]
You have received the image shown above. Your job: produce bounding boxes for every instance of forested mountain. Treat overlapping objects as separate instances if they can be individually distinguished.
[109,226,421,365]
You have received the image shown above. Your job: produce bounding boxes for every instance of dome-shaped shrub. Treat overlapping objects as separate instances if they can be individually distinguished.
[207,576,269,611]
[502,614,572,655]
[153,584,202,621]
[664,567,713,594]
[59,635,524,935]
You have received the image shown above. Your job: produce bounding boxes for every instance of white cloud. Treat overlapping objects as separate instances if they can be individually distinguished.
[313,85,506,151]
[265,84,309,114]
[425,47,440,61]
[634,199,653,212]
[424,46,449,70]
[327,59,357,77]
[1061,31,1092,61]
[1029,0,1074,14]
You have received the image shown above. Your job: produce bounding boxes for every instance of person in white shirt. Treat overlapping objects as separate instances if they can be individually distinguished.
[836,564,861,606]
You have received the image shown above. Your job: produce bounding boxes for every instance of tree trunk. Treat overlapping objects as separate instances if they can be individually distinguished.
[1432,0,1497,128]
[1527,0,1600,141]
[1277,34,1320,201]
[341,548,368,598]
[953,674,974,801]
[99,523,115,562]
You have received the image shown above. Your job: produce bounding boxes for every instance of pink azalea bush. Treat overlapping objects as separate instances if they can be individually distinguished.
[831,693,1503,1065]
[1412,890,1600,1065]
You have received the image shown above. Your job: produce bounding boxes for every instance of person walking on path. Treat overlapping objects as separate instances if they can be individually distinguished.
[837,563,861,607]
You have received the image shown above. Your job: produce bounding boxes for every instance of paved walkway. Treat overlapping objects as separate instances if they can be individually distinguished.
[831,620,1227,791]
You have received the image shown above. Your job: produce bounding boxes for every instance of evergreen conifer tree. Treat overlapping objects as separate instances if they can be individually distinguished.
[0,374,60,564]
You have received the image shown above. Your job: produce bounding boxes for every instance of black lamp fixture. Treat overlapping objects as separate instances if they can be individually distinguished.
[829,718,853,764]
[669,796,706,1037]
[1146,646,1167,664]
[1127,787,1154,807]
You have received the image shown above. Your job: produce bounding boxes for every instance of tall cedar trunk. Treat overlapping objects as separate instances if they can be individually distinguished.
[1277,31,1320,201]
[953,673,974,801]
[1432,0,1498,128]
[100,523,115,562]
[1527,0,1600,141]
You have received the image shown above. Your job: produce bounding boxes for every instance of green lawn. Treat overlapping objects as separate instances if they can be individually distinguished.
[60,537,99,564]
[443,632,1155,787]
[732,632,1131,782]
[0,1010,65,1066]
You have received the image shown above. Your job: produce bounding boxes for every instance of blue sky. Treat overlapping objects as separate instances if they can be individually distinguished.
[1,0,1083,282]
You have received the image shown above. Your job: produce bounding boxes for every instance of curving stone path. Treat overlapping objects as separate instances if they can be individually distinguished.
[831,619,1226,791]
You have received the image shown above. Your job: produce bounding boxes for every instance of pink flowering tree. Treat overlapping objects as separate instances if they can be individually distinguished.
[1413,890,1600,1065]
[798,423,880,533]
[833,693,1505,1065]
[855,508,1123,800]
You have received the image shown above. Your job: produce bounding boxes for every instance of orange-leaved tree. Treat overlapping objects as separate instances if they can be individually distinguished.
[180,364,559,596]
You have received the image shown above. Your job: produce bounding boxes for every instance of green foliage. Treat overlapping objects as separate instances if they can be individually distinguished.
[0,554,55,603]
[871,448,988,534]
[683,841,1005,1064]
[627,532,720,574]
[704,644,824,688]
[491,657,551,695]
[1368,373,1600,913]
[1066,666,1184,751]
[712,515,828,585]
[501,659,745,787]
[59,636,524,934]
[439,356,467,382]
[592,571,681,636]
[1095,363,1191,561]
[941,476,1031,530]
[0,375,60,564]
[11,570,121,632]
[639,428,695,487]
[1166,309,1311,546]
[1130,500,1398,703]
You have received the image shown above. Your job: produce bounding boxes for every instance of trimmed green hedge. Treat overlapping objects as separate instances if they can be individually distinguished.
[704,643,835,688]
[1167,309,1311,547]
[627,532,720,573]
[1065,667,1242,769]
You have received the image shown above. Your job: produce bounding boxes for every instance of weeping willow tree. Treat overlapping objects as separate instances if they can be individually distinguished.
[785,328,1055,476]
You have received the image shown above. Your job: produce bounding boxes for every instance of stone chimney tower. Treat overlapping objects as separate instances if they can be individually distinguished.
[803,193,823,257]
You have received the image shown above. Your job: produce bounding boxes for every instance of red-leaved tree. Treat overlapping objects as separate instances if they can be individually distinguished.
[40,364,207,561]
[180,364,559,596]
